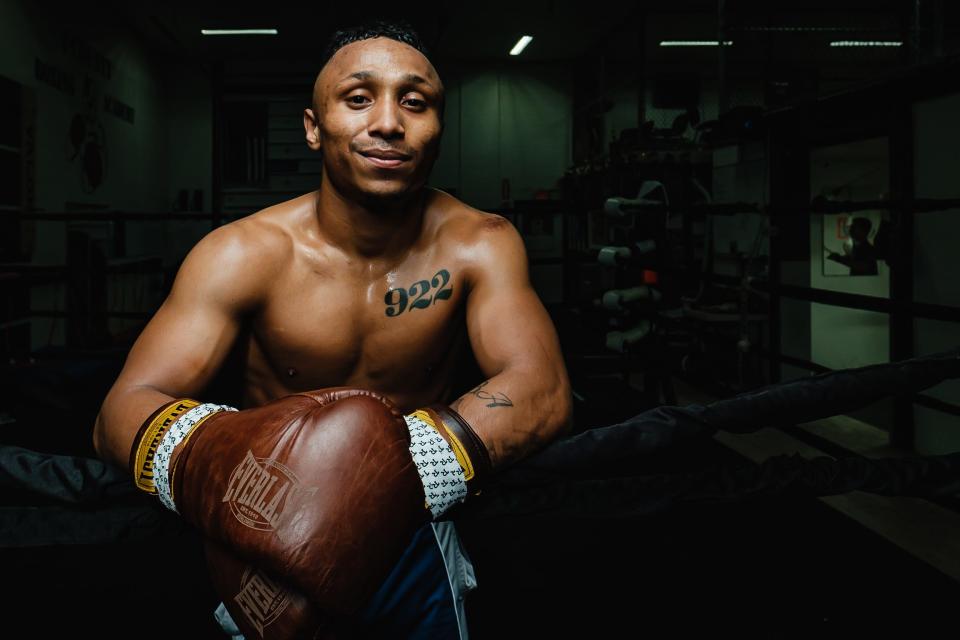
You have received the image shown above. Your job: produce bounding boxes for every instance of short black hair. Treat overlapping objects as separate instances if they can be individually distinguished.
[321,20,432,69]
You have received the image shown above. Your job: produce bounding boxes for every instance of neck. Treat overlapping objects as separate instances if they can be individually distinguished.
[314,181,426,259]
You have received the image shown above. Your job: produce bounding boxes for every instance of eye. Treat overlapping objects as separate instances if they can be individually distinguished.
[402,96,427,110]
[347,94,370,106]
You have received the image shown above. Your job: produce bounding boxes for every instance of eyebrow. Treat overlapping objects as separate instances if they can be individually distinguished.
[337,71,434,89]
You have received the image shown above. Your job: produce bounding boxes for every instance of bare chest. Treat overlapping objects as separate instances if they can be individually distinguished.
[245,258,466,403]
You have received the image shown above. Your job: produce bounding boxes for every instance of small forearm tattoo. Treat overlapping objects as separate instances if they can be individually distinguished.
[384,269,453,317]
[469,381,514,408]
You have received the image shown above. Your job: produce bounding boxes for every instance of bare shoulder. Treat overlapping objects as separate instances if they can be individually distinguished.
[175,195,304,305]
[190,213,289,275]
[426,189,527,283]
[204,191,316,263]
[427,189,522,253]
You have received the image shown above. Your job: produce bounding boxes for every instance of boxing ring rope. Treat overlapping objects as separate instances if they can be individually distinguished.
[3,349,958,545]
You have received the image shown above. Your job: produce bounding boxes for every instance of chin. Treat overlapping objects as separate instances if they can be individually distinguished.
[356,178,425,207]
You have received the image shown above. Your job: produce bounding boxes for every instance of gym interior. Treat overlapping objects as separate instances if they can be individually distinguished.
[2,1,960,637]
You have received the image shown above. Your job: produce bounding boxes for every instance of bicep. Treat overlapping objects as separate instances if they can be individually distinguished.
[115,292,241,398]
[111,227,261,398]
[465,226,565,379]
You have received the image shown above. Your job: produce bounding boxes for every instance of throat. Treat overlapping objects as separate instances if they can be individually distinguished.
[315,187,428,259]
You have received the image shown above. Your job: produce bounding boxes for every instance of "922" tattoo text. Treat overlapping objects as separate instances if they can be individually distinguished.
[384,269,453,317]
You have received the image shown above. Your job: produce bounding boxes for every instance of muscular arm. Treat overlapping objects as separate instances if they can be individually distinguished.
[92,223,272,470]
[450,217,572,468]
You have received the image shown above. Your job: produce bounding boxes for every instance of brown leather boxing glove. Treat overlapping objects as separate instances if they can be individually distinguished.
[202,404,492,639]
[130,391,491,633]
[203,538,342,640]
[131,388,425,618]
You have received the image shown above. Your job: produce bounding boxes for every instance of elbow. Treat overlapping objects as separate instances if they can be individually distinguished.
[560,392,574,435]
[92,412,106,461]
[92,403,119,465]
[549,383,574,440]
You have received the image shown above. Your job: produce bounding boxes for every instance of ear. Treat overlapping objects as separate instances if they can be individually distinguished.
[303,108,322,151]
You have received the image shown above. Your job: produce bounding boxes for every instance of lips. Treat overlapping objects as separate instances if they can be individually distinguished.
[358,149,411,169]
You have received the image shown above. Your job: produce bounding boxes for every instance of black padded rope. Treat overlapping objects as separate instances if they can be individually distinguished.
[497,349,960,487]
[3,350,959,540]
[0,445,132,504]
[456,452,960,521]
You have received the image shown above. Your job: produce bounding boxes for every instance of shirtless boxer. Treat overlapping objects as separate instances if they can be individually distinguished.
[92,21,572,639]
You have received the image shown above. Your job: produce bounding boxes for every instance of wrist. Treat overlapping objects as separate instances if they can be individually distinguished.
[423,405,492,492]
[129,399,200,493]
[404,405,492,519]
[129,398,237,511]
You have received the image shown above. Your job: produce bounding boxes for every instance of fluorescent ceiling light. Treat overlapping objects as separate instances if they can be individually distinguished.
[830,40,902,47]
[739,26,887,32]
[660,40,733,47]
[201,29,278,36]
[510,35,533,56]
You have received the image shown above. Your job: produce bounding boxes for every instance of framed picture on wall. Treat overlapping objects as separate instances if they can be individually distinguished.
[821,211,883,277]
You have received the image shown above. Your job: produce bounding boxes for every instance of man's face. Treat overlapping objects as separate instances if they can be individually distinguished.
[306,37,444,205]
[849,220,870,242]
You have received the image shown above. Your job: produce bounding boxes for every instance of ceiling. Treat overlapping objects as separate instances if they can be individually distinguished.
[96,1,640,64]
[43,0,959,76]
[86,1,949,58]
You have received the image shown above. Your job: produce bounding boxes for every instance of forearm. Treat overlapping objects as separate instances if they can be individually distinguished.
[449,367,572,469]
[93,385,178,470]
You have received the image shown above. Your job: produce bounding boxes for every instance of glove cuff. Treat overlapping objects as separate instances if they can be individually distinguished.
[405,406,492,519]
[156,402,237,512]
[423,405,492,494]
[129,398,236,512]
[130,399,200,494]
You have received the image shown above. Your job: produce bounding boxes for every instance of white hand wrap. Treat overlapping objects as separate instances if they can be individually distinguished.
[154,402,237,512]
[404,412,468,519]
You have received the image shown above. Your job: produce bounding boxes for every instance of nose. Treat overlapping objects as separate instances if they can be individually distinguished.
[368,99,405,140]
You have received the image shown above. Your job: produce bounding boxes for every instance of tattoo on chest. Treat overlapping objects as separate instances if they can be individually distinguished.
[384,269,453,317]
[469,381,514,408]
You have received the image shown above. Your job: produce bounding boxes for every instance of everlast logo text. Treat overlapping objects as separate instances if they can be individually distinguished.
[234,566,290,637]
[223,451,300,530]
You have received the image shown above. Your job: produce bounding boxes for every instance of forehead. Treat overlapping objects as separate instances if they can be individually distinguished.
[317,37,440,91]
